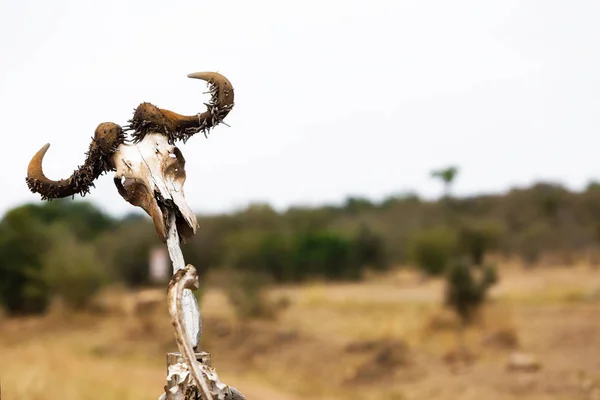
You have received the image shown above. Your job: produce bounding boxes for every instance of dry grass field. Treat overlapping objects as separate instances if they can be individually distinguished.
[2,265,600,400]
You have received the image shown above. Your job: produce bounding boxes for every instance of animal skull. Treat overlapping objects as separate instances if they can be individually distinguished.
[112,133,197,242]
[25,72,234,243]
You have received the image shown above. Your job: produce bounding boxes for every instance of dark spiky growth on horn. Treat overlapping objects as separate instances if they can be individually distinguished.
[127,72,234,144]
[26,122,125,200]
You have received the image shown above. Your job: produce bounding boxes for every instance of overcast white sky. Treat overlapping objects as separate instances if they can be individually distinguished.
[1,0,599,218]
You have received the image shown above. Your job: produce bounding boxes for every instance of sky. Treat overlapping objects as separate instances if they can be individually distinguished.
[1,0,599,218]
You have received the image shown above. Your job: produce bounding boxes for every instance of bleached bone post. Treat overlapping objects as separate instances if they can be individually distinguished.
[25,71,244,400]
[166,213,202,349]
[110,132,203,349]
[164,264,246,400]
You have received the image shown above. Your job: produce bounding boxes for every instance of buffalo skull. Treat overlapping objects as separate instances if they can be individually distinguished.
[25,72,234,242]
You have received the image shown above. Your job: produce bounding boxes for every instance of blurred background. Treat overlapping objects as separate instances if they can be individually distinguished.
[1,1,600,399]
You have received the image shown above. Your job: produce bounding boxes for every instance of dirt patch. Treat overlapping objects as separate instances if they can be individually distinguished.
[345,339,425,384]
[481,327,520,350]
[344,339,381,353]
[425,309,460,332]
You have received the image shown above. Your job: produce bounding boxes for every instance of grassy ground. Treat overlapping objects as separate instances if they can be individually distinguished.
[1,265,600,400]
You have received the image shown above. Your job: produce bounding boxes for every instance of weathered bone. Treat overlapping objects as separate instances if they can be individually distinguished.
[25,72,234,206]
[112,133,198,242]
[23,70,240,400]
[166,212,201,349]
[166,264,246,400]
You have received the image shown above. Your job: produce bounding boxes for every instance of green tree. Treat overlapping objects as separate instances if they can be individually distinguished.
[283,207,335,234]
[291,232,358,281]
[95,219,161,286]
[21,199,116,241]
[515,220,555,266]
[531,183,567,227]
[344,197,375,214]
[407,226,458,276]
[183,215,233,274]
[457,218,505,265]
[222,269,276,320]
[41,226,109,310]
[352,224,386,270]
[0,206,52,314]
[431,166,459,199]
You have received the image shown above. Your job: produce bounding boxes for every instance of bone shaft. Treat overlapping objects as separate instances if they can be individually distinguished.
[166,214,186,272]
[166,212,202,349]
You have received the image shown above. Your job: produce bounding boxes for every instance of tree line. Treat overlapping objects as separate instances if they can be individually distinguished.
[2,171,600,315]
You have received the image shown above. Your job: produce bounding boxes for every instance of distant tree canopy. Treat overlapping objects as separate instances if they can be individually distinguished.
[2,178,600,314]
[0,200,116,314]
[19,199,116,241]
[0,206,53,313]
[431,166,459,198]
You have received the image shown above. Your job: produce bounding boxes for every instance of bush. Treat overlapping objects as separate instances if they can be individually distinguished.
[514,221,555,265]
[352,224,387,270]
[224,231,290,279]
[223,270,276,320]
[224,230,363,282]
[95,219,161,286]
[41,226,109,310]
[291,232,359,281]
[444,262,498,325]
[408,226,458,276]
[457,218,505,265]
[256,233,292,281]
[0,207,53,314]
[183,216,232,274]
[22,199,116,242]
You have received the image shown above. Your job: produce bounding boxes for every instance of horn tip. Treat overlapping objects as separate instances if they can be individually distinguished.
[35,143,51,155]
[27,143,52,178]
[187,71,223,81]
[187,72,208,79]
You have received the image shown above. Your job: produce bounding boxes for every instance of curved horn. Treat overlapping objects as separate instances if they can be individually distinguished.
[129,72,235,143]
[26,122,125,200]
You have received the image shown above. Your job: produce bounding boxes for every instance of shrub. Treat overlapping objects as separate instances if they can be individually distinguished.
[407,226,458,276]
[256,233,292,281]
[0,207,53,314]
[291,232,359,281]
[224,229,368,283]
[41,226,109,310]
[95,219,161,287]
[444,262,498,326]
[224,231,291,279]
[352,224,387,270]
[457,218,505,265]
[23,199,116,242]
[223,270,276,320]
[515,221,554,265]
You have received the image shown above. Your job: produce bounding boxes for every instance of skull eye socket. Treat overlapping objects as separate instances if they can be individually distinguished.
[164,147,186,180]
[172,147,185,165]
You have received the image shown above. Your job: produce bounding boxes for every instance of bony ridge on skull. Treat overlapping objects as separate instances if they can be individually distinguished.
[25,71,234,243]
[112,133,197,242]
